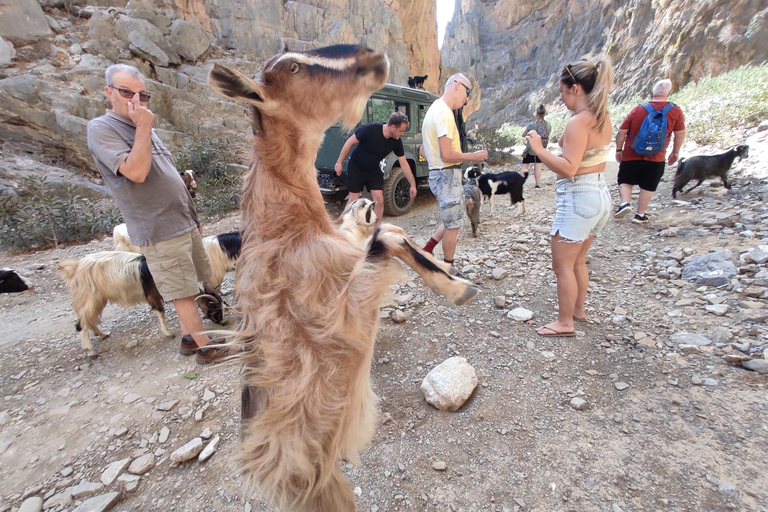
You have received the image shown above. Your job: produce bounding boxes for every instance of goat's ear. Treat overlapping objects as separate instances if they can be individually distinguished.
[208,63,264,105]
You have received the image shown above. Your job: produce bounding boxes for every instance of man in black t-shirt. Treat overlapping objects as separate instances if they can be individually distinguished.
[335,112,417,225]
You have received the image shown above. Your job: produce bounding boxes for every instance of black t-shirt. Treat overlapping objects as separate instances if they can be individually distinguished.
[348,123,405,173]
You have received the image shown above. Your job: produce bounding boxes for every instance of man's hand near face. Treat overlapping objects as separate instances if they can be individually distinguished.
[127,95,155,130]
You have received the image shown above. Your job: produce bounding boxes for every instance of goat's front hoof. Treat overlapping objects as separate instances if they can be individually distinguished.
[84,350,100,360]
[454,284,479,306]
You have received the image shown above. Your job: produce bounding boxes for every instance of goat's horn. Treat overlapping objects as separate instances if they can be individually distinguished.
[195,294,220,306]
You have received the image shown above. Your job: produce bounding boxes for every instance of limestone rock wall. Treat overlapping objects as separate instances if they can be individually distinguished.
[442,0,768,126]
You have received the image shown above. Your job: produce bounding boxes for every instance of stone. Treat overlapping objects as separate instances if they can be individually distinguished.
[0,0,52,46]
[198,434,220,462]
[17,497,43,512]
[669,332,712,346]
[421,357,478,411]
[170,437,204,463]
[71,492,120,512]
[705,304,728,316]
[507,307,534,322]
[569,397,588,410]
[614,382,630,391]
[128,453,155,475]
[742,359,768,375]
[128,30,170,67]
[741,245,768,265]
[681,252,736,285]
[0,36,15,67]
[169,19,210,61]
[101,458,130,486]
[71,481,105,499]
[123,393,141,404]
[391,310,407,323]
[156,399,179,411]
[492,268,508,280]
[432,461,447,471]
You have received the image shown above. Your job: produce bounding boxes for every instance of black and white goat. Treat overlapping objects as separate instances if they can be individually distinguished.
[0,268,35,294]
[672,145,749,198]
[59,251,173,358]
[463,174,482,238]
[112,227,241,290]
[337,198,377,246]
[465,166,528,215]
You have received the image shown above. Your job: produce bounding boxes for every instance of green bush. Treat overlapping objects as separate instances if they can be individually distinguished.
[174,139,242,219]
[0,176,122,250]
[475,123,524,163]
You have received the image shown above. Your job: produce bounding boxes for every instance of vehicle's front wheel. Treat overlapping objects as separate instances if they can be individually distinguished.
[382,166,414,216]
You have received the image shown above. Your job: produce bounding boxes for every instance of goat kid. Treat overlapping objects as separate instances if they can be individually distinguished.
[463,175,482,238]
[672,145,749,198]
[59,251,173,358]
[0,268,35,293]
[337,198,377,246]
[182,169,197,197]
[465,166,528,215]
[209,45,478,512]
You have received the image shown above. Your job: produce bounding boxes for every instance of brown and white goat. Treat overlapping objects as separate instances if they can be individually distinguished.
[208,45,478,512]
[59,251,173,358]
[337,198,377,246]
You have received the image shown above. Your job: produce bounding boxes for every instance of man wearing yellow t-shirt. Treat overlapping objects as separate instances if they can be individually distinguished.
[421,73,488,266]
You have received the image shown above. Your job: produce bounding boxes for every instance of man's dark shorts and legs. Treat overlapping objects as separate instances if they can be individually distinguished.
[616,160,665,223]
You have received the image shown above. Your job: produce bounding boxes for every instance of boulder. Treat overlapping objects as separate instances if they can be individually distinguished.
[681,252,736,285]
[0,0,52,46]
[0,36,15,67]
[169,19,210,61]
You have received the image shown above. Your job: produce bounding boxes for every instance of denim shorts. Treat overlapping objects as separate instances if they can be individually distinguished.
[550,173,612,242]
[428,167,464,230]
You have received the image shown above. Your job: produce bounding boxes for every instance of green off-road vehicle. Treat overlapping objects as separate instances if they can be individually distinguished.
[315,83,469,216]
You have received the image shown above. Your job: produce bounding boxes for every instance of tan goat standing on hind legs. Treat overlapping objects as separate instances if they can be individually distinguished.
[208,45,479,512]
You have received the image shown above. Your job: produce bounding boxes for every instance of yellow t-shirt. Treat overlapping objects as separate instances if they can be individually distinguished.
[421,98,461,169]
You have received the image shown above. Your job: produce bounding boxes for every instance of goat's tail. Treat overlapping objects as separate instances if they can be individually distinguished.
[59,259,80,283]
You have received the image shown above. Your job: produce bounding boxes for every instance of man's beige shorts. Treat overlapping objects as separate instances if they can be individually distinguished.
[140,229,211,301]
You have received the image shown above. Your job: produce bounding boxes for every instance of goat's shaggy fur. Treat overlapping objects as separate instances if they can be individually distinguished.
[59,251,173,358]
[112,223,141,253]
[208,44,478,512]
[463,179,483,238]
[465,166,529,215]
[672,145,749,198]
[0,268,35,293]
[337,198,377,246]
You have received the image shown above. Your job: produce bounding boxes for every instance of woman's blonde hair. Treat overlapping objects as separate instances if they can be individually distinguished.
[560,55,613,131]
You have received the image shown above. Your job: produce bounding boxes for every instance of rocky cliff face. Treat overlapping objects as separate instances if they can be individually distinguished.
[0,0,430,174]
[442,0,768,126]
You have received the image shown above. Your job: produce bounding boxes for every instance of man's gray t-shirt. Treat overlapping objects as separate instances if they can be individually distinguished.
[87,111,199,246]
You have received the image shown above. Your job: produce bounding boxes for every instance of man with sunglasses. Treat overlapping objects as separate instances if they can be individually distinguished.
[87,64,230,365]
[421,74,488,267]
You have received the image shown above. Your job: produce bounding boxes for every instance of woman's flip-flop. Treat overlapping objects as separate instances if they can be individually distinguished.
[537,326,576,337]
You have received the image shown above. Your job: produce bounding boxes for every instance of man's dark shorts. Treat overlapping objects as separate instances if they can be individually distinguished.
[522,153,542,164]
[617,160,666,192]
[347,163,384,193]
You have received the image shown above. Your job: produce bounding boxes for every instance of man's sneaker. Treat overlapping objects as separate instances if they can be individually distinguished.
[180,335,198,356]
[632,213,650,224]
[195,338,231,365]
[614,202,631,218]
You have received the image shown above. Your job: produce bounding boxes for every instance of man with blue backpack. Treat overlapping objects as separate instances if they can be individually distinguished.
[614,79,685,223]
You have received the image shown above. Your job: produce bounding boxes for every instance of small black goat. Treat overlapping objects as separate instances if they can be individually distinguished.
[463,175,482,238]
[0,268,35,293]
[465,166,528,216]
[672,145,749,198]
[408,75,428,89]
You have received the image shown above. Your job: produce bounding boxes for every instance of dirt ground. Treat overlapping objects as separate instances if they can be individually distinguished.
[1,155,767,512]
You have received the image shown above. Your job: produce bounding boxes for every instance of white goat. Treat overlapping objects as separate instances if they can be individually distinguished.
[337,198,377,246]
[59,251,173,358]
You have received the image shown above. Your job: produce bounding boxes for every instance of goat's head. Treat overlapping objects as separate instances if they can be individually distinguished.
[342,198,377,227]
[464,166,482,181]
[0,268,35,294]
[207,45,389,135]
[195,281,224,324]
[182,170,197,198]
[735,144,749,159]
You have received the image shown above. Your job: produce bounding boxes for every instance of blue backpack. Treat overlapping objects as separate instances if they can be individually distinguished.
[630,102,675,156]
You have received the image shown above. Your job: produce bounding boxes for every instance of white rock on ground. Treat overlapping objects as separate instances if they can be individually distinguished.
[421,356,478,411]
[71,491,120,512]
[100,458,130,486]
[171,437,204,463]
[17,496,43,512]
[198,434,220,462]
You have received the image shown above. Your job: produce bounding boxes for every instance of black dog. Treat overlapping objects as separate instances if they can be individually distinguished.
[465,166,528,216]
[407,75,428,90]
[672,144,749,198]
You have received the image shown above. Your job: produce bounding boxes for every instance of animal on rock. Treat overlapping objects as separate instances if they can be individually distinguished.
[0,268,35,293]
[181,169,197,197]
[59,251,173,358]
[465,166,529,215]
[337,197,377,246]
[463,171,482,237]
[672,144,749,198]
[407,74,428,89]
[208,44,478,512]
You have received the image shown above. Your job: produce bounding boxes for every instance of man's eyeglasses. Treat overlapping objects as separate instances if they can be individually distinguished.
[455,80,471,97]
[109,85,150,102]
